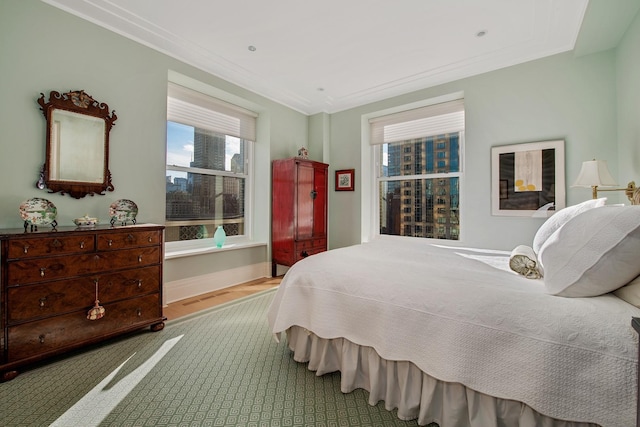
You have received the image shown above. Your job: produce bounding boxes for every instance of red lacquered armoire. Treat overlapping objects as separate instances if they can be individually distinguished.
[271,158,328,276]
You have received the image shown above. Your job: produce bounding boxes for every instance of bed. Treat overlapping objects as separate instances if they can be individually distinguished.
[267,203,640,427]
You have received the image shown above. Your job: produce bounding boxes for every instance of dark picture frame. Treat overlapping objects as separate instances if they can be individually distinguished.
[335,169,355,191]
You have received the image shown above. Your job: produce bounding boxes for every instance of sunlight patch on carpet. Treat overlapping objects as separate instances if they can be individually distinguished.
[50,335,184,427]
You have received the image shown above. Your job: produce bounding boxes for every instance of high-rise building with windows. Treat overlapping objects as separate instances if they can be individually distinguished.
[382,133,460,239]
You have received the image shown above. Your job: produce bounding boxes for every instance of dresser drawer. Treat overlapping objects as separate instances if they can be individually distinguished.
[7,246,162,285]
[98,246,162,270]
[8,278,94,324]
[7,266,162,324]
[97,230,161,251]
[294,245,326,263]
[295,238,326,251]
[7,293,161,362]
[294,237,326,258]
[7,235,95,260]
[94,265,161,301]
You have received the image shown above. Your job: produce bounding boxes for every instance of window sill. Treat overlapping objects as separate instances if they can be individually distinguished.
[165,241,267,260]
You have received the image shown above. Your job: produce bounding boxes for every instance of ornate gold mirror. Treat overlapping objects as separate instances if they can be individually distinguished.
[37,90,116,198]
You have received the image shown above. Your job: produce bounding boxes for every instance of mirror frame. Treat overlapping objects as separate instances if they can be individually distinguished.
[37,90,117,198]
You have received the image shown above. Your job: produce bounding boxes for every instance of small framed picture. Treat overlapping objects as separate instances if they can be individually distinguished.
[335,169,355,191]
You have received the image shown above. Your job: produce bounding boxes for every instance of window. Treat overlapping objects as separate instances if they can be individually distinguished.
[370,98,464,240]
[166,83,257,244]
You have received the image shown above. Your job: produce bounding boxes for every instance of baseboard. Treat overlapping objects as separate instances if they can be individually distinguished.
[163,262,270,304]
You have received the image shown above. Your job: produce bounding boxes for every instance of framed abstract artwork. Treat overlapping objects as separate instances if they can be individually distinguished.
[491,140,565,217]
[335,169,355,191]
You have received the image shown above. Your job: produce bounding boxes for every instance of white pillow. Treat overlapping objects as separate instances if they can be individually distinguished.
[614,275,640,307]
[539,205,640,297]
[532,198,607,254]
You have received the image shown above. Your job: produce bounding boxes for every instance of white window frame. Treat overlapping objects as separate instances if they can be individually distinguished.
[360,92,465,243]
[165,77,259,255]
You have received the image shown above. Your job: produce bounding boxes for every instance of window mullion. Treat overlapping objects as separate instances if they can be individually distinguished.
[378,172,461,182]
[167,165,248,179]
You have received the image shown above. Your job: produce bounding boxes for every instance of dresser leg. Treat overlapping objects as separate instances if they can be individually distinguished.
[1,370,19,382]
[150,322,165,332]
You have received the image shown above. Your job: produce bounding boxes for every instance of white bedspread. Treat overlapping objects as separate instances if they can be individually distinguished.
[267,238,640,427]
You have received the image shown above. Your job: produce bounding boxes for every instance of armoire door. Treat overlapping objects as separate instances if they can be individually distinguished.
[296,162,314,239]
[312,165,327,236]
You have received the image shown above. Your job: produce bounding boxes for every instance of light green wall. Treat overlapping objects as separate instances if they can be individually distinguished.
[327,50,620,250]
[617,9,640,182]
[308,112,331,164]
[0,1,308,283]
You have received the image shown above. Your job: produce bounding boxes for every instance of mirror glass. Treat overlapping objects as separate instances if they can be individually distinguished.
[50,109,105,183]
[37,90,116,198]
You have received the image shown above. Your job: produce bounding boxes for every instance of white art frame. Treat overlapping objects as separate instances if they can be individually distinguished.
[491,140,565,217]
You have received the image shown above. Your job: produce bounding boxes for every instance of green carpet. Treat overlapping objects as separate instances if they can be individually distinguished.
[1,289,431,426]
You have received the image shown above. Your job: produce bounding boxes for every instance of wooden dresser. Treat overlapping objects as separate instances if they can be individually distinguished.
[0,224,165,381]
[272,158,328,276]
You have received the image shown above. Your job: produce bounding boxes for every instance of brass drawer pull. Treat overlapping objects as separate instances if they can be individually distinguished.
[87,279,106,321]
[138,255,143,263]
[39,297,47,307]
[107,239,113,247]
[23,245,30,254]
[127,234,135,242]
[52,239,62,248]
[148,236,153,243]
[137,308,142,317]
[39,335,45,344]
[137,279,143,288]
[80,241,85,249]
[40,267,46,277]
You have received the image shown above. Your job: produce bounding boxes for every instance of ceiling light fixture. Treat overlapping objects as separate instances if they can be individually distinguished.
[476,30,487,37]
[248,45,256,52]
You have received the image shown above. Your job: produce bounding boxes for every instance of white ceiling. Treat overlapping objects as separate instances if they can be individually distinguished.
[41,0,639,115]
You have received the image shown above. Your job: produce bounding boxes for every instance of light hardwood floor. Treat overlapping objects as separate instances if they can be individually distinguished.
[163,276,282,321]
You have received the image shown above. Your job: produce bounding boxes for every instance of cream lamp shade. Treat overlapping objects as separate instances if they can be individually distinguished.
[572,159,637,202]
[572,160,618,187]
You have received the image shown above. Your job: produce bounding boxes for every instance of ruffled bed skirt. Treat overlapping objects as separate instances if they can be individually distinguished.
[286,326,598,427]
